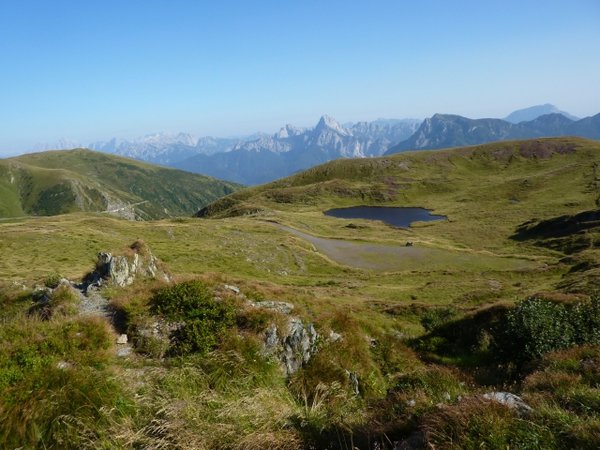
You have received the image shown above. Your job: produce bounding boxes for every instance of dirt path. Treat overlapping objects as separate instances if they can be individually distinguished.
[76,284,112,317]
[72,281,133,357]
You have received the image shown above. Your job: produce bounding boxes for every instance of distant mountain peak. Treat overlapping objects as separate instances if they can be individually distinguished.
[31,138,83,152]
[504,104,579,123]
[315,115,351,136]
[275,124,304,139]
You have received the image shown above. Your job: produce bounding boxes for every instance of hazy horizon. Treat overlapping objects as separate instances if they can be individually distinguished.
[1,0,599,154]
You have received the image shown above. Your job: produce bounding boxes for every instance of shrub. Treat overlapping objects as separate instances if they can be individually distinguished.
[152,280,235,355]
[503,297,600,361]
[505,298,575,359]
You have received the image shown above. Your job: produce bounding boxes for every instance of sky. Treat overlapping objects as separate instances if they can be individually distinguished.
[0,0,599,154]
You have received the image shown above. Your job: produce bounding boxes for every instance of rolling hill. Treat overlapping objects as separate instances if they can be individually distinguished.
[198,136,600,295]
[0,148,241,219]
[199,137,599,218]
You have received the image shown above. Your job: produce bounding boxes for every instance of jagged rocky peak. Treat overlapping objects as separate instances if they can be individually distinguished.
[314,115,351,136]
[275,124,304,139]
[87,240,171,288]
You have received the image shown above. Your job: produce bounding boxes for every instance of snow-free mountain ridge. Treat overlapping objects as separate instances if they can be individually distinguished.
[386,112,600,154]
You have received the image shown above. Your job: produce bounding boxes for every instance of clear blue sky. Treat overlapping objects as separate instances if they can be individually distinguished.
[1,0,599,154]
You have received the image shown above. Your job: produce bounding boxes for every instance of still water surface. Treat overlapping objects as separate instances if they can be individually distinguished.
[324,206,446,228]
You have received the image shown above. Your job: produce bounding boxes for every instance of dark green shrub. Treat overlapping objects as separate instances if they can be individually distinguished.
[505,298,574,359]
[570,298,600,344]
[152,280,235,355]
[503,297,600,361]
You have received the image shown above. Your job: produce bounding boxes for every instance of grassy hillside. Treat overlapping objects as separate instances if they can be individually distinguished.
[199,138,599,249]
[0,148,241,219]
[1,138,600,448]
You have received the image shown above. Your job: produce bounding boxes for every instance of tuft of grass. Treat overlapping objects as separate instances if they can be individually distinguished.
[422,397,557,450]
[44,272,63,289]
[0,315,132,449]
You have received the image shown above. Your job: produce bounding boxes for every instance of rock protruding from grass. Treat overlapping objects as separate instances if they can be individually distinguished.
[264,318,319,376]
[85,240,171,288]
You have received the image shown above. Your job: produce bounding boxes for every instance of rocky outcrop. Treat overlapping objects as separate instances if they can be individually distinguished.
[264,318,318,376]
[214,283,319,375]
[482,392,533,415]
[86,240,170,288]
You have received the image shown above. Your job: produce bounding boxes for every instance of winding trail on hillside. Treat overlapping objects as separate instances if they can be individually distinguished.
[271,223,534,272]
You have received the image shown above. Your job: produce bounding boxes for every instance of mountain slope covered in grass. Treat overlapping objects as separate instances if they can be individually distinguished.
[0,149,241,219]
[200,137,599,226]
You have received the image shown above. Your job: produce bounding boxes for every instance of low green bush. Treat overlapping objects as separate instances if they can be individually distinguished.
[503,297,600,361]
[152,280,235,355]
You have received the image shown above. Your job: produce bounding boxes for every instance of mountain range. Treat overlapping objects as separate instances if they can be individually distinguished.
[89,133,247,165]
[385,112,600,154]
[171,116,421,185]
[23,104,600,185]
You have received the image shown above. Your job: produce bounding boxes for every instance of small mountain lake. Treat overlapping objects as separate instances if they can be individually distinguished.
[324,206,446,228]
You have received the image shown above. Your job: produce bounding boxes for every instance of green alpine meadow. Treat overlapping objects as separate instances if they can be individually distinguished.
[1,137,600,448]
